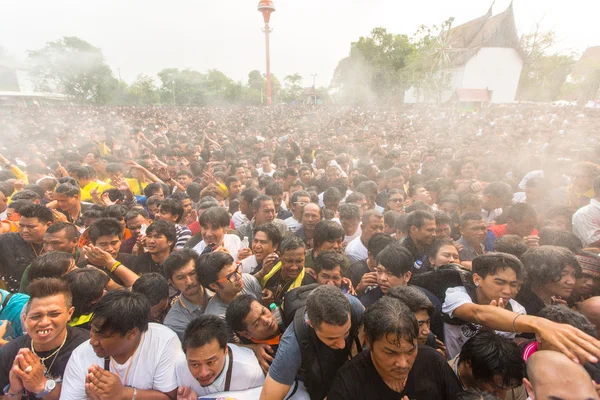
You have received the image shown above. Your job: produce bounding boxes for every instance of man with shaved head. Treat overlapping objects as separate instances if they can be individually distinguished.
[523,350,599,400]
[578,296,600,339]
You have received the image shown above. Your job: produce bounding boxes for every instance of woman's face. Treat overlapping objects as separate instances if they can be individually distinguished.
[387,193,405,212]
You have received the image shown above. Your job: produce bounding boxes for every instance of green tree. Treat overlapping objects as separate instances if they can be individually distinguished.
[281,73,303,102]
[28,36,118,104]
[127,74,160,105]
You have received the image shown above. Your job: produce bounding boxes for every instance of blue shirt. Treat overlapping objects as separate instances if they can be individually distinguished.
[0,289,29,338]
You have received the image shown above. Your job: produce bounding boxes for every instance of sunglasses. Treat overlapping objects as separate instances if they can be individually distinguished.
[215,263,242,284]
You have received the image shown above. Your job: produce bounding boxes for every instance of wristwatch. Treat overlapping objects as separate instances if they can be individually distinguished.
[36,379,56,398]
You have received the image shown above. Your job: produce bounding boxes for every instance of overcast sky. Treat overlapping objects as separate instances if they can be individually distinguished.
[1,0,599,88]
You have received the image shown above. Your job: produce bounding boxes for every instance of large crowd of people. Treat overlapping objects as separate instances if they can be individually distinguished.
[0,103,599,399]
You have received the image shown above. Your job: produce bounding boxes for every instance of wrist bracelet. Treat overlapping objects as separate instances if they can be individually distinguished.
[110,261,122,273]
[3,384,22,397]
[512,313,523,333]
[132,387,137,400]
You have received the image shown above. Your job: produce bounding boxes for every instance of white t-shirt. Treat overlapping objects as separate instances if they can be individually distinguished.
[232,211,250,230]
[257,167,275,177]
[241,255,259,274]
[345,236,368,263]
[176,344,265,396]
[442,286,527,359]
[194,234,242,260]
[60,323,182,399]
[284,216,302,232]
[331,218,362,246]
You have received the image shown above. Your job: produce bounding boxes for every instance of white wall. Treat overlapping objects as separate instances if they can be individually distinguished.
[461,47,523,103]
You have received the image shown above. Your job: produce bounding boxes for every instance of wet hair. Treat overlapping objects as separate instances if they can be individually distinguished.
[146,219,177,243]
[158,198,184,223]
[355,180,378,197]
[460,211,485,227]
[279,235,307,255]
[27,278,73,311]
[163,248,202,280]
[522,246,581,285]
[323,187,342,204]
[313,220,345,250]
[384,210,402,228]
[473,252,524,280]
[28,251,74,283]
[367,233,394,257]
[338,204,360,222]
[102,188,124,203]
[265,182,284,198]
[346,191,367,205]
[306,285,351,329]
[290,190,311,205]
[199,206,230,228]
[88,218,124,242]
[506,203,537,222]
[493,235,528,259]
[102,204,128,220]
[19,204,53,224]
[143,182,166,198]
[364,296,418,346]
[105,163,123,175]
[183,314,228,353]
[376,242,414,277]
[387,285,434,316]
[12,190,42,202]
[459,331,525,389]
[434,210,451,226]
[6,200,33,214]
[405,210,435,229]
[252,194,274,211]
[253,223,283,249]
[23,184,45,199]
[65,269,109,318]
[132,273,169,307]
[239,187,260,205]
[124,208,150,223]
[538,305,597,337]
[315,250,347,274]
[538,227,582,253]
[54,183,81,197]
[196,251,235,288]
[483,181,513,202]
[226,294,258,333]
[91,290,150,336]
[170,191,191,203]
[460,193,483,211]
[45,222,80,241]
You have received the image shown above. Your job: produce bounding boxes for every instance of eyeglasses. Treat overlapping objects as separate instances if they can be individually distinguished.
[389,198,404,203]
[294,202,308,207]
[216,263,242,284]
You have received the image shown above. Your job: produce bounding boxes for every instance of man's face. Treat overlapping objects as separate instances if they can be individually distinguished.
[147,203,160,217]
[235,168,247,183]
[507,216,537,238]
[0,191,7,212]
[571,167,595,192]
[311,316,351,350]
[414,309,431,345]
[317,237,344,254]
[54,192,79,212]
[281,247,305,280]
[370,335,417,383]
[412,187,432,204]
[152,188,165,200]
[93,235,121,258]
[229,181,243,197]
[429,244,460,267]
[84,152,97,165]
[483,194,508,211]
[25,294,73,349]
[411,219,436,247]
[461,162,477,179]
[43,230,77,254]
[317,266,343,288]
[212,263,244,295]
[271,195,283,213]
[126,215,151,238]
[19,216,51,244]
[475,267,519,305]
[156,206,179,223]
[461,219,487,245]
[361,216,385,244]
[439,202,458,215]
[89,319,136,359]
[186,339,228,387]
[435,223,452,239]
[292,196,310,217]
[177,175,192,188]
[575,273,600,298]
[146,232,173,254]
[300,170,312,183]
[388,176,405,190]
[170,260,201,298]
[150,298,170,323]
[252,231,275,262]
[301,204,321,231]
[255,200,276,225]
[180,199,193,217]
[201,223,225,246]
[545,265,577,299]
[375,265,410,294]
[340,217,360,237]
[326,168,341,182]
[260,156,271,170]
[240,300,279,341]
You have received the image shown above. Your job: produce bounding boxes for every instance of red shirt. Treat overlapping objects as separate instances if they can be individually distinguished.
[489,224,538,238]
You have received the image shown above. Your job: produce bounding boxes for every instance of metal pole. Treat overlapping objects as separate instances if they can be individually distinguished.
[265,23,272,105]
[172,80,176,106]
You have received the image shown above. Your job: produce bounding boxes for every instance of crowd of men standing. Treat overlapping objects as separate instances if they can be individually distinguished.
[0,104,599,399]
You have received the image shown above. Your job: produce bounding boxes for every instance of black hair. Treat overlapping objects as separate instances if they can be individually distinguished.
[538,227,583,253]
[105,163,123,175]
[338,203,361,222]
[538,305,597,337]
[472,252,524,280]
[102,188,125,203]
[279,235,307,255]
[176,169,193,178]
[376,242,414,277]
[387,285,434,316]
[459,331,526,389]
[54,183,81,197]
[460,211,484,227]
[45,221,80,241]
[290,190,311,205]
[12,190,42,202]
[405,210,435,229]
[460,193,483,211]
[102,204,128,220]
[483,181,513,202]
[346,191,366,204]
[27,278,73,310]
[7,200,33,214]
[65,269,109,318]
[522,246,581,285]
[239,187,260,205]
[313,220,345,250]
[361,209,383,226]
[506,203,537,222]
[367,233,394,257]
[384,210,402,228]
[146,219,177,243]
[493,235,528,259]
[315,250,348,274]
[163,248,202,280]
[253,223,283,249]
[132,273,169,307]
[158,198,184,223]
[199,206,230,228]
[68,165,91,180]
[28,251,74,283]
[356,180,378,197]
[170,191,191,203]
[91,290,150,336]
[196,251,235,288]
[434,210,451,226]
[88,218,124,243]
[323,187,342,203]
[23,184,45,199]
[19,204,53,224]
[143,182,166,198]
[225,294,257,333]
[455,389,501,400]
[124,208,150,223]
[265,182,284,197]
[364,296,418,346]
[187,182,202,199]
[427,237,458,259]
[182,314,228,353]
[306,285,351,329]
[252,194,273,210]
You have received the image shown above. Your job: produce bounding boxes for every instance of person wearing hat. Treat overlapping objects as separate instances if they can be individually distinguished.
[570,251,600,303]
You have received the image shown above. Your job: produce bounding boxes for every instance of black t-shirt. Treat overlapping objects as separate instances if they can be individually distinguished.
[130,252,164,275]
[0,233,42,292]
[348,260,369,288]
[264,269,316,306]
[0,326,89,397]
[328,346,462,400]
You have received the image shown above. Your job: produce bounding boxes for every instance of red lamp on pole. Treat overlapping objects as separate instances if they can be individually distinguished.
[258,0,275,105]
